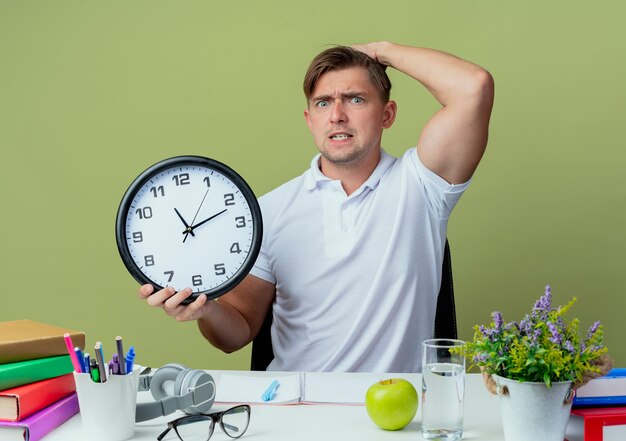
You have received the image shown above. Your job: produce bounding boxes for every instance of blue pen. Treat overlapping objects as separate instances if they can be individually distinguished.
[261,380,280,402]
[83,353,91,373]
[125,346,135,373]
[74,347,86,373]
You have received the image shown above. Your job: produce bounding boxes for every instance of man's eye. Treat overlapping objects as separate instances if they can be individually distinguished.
[316,101,329,108]
[350,97,364,104]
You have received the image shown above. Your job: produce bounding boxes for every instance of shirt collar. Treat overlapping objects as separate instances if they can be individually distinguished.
[303,148,396,192]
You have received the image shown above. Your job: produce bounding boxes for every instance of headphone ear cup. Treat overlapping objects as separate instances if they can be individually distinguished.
[175,369,216,415]
[150,364,186,402]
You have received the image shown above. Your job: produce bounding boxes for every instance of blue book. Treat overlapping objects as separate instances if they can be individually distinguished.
[573,368,626,407]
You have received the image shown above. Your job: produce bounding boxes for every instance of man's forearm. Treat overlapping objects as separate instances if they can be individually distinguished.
[361,41,492,107]
[196,300,254,353]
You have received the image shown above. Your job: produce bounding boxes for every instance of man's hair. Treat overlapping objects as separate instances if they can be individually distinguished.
[303,46,391,103]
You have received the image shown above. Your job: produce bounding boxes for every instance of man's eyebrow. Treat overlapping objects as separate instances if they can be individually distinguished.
[311,91,368,101]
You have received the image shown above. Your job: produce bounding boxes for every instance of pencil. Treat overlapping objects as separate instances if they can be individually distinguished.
[94,342,107,382]
[116,336,126,375]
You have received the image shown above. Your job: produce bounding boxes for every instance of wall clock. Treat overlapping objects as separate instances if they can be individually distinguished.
[115,156,262,303]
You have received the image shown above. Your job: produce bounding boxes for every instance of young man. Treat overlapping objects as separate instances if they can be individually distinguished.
[139,41,494,372]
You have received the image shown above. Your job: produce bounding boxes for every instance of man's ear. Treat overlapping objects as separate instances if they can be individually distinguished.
[382,100,397,129]
[303,108,313,132]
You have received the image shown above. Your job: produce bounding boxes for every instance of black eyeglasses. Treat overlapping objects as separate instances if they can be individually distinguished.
[157,405,251,441]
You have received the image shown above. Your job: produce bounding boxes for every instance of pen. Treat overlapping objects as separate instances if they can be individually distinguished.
[84,353,90,372]
[90,359,100,383]
[261,380,280,402]
[63,333,83,373]
[109,353,120,375]
[94,342,107,383]
[74,346,86,373]
[125,346,135,373]
[116,336,126,375]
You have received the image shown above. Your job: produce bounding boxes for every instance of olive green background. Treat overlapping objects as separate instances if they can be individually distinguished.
[1,1,624,371]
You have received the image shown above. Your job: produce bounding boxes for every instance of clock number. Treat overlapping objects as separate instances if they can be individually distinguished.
[172,173,190,186]
[132,232,143,243]
[214,263,226,276]
[144,255,155,266]
[203,176,211,188]
[150,186,165,197]
[192,275,203,286]
[224,193,235,206]
[135,207,153,219]
[164,271,174,282]
[230,242,242,254]
[235,216,246,228]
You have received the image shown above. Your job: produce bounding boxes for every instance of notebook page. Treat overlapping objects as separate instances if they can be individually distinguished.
[302,372,389,405]
[215,373,301,404]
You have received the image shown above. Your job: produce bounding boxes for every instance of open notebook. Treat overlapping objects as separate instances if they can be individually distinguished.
[215,372,418,405]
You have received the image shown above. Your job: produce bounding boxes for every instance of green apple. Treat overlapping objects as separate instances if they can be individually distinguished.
[365,378,418,431]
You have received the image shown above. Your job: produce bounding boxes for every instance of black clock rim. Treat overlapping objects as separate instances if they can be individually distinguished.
[115,155,263,303]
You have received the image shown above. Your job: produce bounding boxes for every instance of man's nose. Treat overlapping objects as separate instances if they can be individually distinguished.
[330,100,347,124]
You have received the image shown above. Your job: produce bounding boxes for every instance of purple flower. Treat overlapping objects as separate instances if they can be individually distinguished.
[586,321,601,341]
[492,311,504,330]
[548,321,562,344]
[564,340,576,354]
[519,316,532,335]
[533,285,552,312]
[473,353,488,363]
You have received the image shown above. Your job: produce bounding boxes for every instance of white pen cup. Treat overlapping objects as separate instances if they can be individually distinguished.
[421,339,466,440]
[73,367,140,441]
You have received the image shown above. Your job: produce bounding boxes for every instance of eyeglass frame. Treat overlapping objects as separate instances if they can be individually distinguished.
[156,404,251,441]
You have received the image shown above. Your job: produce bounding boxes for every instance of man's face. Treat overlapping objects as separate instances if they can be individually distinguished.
[304,67,396,170]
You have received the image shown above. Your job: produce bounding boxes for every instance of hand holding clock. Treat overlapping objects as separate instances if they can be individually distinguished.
[138,284,211,322]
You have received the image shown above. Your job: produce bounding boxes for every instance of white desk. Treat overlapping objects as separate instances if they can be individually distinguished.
[42,371,593,441]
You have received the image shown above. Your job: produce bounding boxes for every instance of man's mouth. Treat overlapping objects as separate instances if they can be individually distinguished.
[329,133,352,141]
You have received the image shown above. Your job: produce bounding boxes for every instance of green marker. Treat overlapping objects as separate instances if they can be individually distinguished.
[90,359,100,382]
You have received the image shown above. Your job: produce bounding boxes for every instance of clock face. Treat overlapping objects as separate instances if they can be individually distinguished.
[115,156,262,302]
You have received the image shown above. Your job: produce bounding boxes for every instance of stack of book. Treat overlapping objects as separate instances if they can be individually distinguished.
[570,368,626,441]
[0,320,85,441]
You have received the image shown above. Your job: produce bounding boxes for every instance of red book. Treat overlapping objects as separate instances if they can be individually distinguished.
[0,374,76,421]
[570,406,626,441]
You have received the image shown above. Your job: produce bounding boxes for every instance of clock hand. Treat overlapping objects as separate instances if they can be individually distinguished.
[183,208,228,235]
[174,208,195,240]
[183,188,211,243]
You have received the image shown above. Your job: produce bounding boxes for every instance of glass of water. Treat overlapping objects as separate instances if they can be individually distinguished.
[421,339,466,440]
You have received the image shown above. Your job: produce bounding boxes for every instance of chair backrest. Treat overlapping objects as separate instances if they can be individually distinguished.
[250,239,457,371]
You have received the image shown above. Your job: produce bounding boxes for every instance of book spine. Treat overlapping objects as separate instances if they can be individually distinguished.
[0,394,79,441]
[0,374,76,421]
[0,332,85,365]
[0,356,74,390]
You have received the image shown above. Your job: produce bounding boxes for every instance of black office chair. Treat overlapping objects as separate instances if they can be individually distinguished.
[250,239,457,371]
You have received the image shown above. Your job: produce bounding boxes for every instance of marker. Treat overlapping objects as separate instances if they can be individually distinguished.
[125,346,135,373]
[116,336,126,375]
[74,347,86,373]
[63,333,83,373]
[90,359,100,383]
[109,353,120,375]
[94,342,107,383]
[83,353,91,373]
[261,380,280,402]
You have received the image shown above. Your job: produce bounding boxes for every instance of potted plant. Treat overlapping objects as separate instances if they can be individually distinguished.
[456,285,612,441]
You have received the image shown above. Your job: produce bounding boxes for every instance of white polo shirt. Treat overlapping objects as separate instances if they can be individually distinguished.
[250,148,470,372]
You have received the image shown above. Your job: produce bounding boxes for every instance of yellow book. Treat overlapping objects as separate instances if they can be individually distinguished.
[0,320,85,365]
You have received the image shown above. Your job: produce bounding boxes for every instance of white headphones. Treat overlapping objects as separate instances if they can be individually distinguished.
[135,363,216,422]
